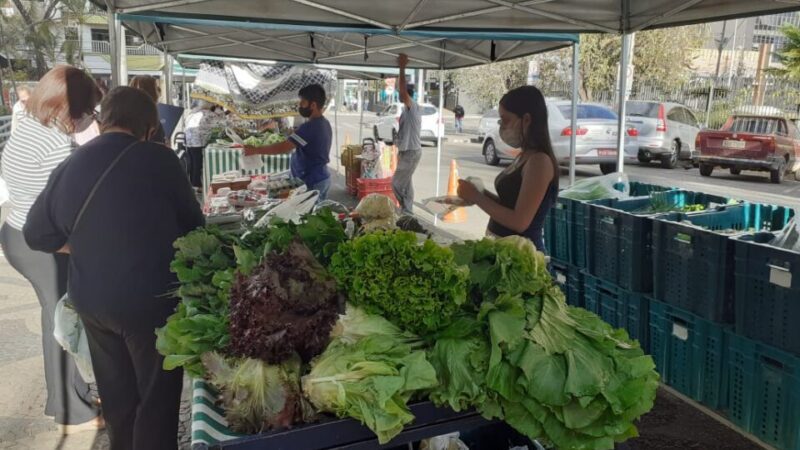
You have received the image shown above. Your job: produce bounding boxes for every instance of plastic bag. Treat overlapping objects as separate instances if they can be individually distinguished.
[53,296,95,383]
[355,193,397,232]
[558,172,630,201]
[226,127,265,171]
[0,176,9,206]
[773,215,800,252]
[359,140,385,179]
[420,433,469,450]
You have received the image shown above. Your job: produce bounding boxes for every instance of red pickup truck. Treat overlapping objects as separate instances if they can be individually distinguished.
[694,115,800,183]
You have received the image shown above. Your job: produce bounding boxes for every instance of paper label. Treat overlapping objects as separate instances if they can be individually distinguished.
[672,323,689,341]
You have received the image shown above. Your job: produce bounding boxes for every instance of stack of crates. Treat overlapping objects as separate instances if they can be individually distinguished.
[341,144,362,196]
[356,177,398,205]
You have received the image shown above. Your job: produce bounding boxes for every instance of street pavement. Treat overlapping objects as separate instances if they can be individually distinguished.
[1,112,797,450]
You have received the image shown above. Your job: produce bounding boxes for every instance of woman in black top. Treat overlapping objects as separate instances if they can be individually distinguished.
[24,87,204,450]
[457,86,558,252]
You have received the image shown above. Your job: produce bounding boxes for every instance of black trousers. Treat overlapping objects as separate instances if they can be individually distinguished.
[81,309,183,450]
[187,146,204,188]
[0,224,99,425]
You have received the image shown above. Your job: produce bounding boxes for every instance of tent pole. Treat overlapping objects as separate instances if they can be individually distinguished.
[615,33,634,173]
[569,42,579,186]
[434,42,445,225]
[333,78,340,173]
[358,79,365,142]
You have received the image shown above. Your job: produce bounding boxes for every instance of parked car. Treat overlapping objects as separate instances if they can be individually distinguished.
[482,101,638,175]
[477,108,499,141]
[626,101,702,169]
[373,102,444,145]
[695,114,800,183]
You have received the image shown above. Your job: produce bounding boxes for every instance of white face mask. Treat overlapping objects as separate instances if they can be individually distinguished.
[499,119,523,148]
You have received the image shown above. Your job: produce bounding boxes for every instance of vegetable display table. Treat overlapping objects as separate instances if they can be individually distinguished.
[203,144,291,195]
[190,379,499,450]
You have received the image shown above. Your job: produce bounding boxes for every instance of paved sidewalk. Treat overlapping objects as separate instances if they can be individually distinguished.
[0,251,192,450]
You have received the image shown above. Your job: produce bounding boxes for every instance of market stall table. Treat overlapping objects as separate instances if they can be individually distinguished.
[203,143,292,196]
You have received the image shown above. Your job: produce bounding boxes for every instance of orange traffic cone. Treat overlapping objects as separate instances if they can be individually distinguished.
[443,160,467,223]
[390,145,398,174]
[344,134,351,146]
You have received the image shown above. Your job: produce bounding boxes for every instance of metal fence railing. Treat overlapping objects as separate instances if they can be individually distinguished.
[0,115,12,153]
[537,75,800,129]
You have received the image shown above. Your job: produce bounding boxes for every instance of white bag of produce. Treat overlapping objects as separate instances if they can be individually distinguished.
[420,433,469,450]
[559,172,630,201]
[773,215,800,252]
[226,128,265,171]
[53,296,95,383]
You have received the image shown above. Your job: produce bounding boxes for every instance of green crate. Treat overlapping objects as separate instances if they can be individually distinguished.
[586,190,732,293]
[552,261,584,308]
[734,232,800,357]
[652,203,793,323]
[725,331,800,450]
[583,273,649,351]
[648,299,727,409]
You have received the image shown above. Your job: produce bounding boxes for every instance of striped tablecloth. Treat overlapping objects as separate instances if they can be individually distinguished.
[191,379,242,449]
[203,144,292,194]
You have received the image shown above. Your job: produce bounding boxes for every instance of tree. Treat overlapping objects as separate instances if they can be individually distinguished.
[768,24,800,81]
[452,25,707,108]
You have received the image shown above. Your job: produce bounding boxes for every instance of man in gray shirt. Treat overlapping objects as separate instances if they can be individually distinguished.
[392,53,422,215]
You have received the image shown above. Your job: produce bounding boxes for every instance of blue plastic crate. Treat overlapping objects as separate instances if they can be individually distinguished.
[734,232,800,357]
[586,190,732,293]
[583,274,649,351]
[552,261,584,308]
[725,331,800,450]
[652,203,793,323]
[648,299,727,409]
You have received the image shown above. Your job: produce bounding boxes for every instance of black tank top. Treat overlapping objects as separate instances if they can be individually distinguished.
[487,156,558,252]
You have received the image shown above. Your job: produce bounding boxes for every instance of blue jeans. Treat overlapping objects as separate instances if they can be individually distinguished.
[307,177,331,202]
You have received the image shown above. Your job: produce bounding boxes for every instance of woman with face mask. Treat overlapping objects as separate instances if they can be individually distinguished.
[457,86,559,252]
[0,65,104,433]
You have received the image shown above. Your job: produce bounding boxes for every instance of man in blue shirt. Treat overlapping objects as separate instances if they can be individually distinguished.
[242,84,332,200]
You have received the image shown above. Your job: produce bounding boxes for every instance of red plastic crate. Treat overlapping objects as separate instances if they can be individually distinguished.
[357,177,393,191]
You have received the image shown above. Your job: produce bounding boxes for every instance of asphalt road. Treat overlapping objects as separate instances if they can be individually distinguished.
[329,112,799,240]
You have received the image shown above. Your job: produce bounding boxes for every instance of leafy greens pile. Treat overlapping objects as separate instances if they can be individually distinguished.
[229,240,341,363]
[303,305,438,444]
[329,231,469,335]
[202,352,314,434]
[431,236,660,450]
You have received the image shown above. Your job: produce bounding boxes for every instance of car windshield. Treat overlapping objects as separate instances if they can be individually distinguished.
[421,106,438,116]
[727,117,780,134]
[626,102,660,118]
[558,105,618,120]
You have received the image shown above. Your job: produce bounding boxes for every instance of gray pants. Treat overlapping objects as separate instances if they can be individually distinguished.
[392,149,421,214]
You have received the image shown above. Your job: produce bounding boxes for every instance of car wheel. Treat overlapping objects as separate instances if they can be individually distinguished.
[770,162,786,184]
[637,153,651,164]
[484,139,500,166]
[373,125,380,141]
[661,140,680,169]
[599,163,616,175]
[699,164,714,177]
[730,168,742,175]
[391,128,399,145]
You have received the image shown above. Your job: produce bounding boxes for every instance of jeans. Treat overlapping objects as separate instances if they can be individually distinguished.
[455,118,463,133]
[308,177,331,202]
[392,149,422,214]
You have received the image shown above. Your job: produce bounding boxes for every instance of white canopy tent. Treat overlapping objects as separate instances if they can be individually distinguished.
[96,0,800,177]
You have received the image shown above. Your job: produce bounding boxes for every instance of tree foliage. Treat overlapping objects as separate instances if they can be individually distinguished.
[449,25,707,108]
[769,24,800,81]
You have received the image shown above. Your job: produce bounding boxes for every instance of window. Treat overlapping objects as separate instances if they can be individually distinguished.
[91,28,109,42]
[728,117,779,134]
[667,107,683,123]
[777,120,788,136]
[421,106,438,115]
[388,105,398,115]
[557,105,617,120]
[626,101,660,118]
[684,109,699,128]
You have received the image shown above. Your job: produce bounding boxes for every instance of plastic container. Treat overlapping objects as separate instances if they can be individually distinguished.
[652,203,793,323]
[734,232,800,356]
[583,273,649,350]
[648,299,726,409]
[586,190,731,293]
[725,331,800,450]
[552,262,584,308]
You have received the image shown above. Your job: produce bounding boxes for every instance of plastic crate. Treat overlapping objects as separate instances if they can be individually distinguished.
[583,274,649,350]
[734,232,800,357]
[586,190,731,293]
[652,203,793,323]
[552,262,584,308]
[648,299,727,409]
[725,331,800,450]
[345,167,361,196]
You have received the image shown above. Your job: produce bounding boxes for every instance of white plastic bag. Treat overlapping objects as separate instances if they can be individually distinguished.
[420,433,469,450]
[53,296,95,383]
[226,128,265,171]
[773,215,800,252]
[559,172,630,201]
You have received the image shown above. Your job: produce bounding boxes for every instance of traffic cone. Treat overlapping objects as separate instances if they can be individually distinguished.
[443,160,467,223]
[390,145,398,175]
[344,134,351,146]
